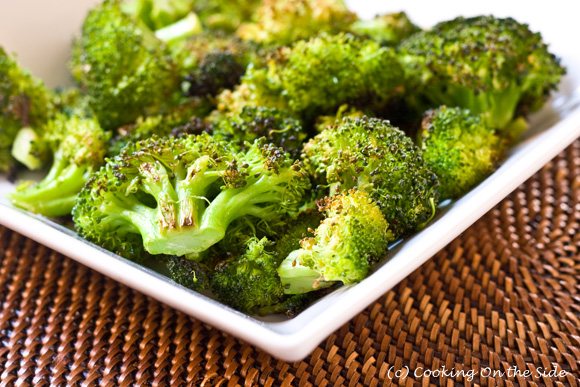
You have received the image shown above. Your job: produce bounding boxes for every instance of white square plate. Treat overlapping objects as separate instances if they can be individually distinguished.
[1,0,579,361]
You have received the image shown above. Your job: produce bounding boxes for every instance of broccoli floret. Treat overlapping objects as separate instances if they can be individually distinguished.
[278,189,392,294]
[220,33,404,121]
[73,134,310,257]
[0,46,54,173]
[166,255,211,291]
[194,0,261,32]
[303,116,439,238]
[280,33,404,117]
[8,115,110,217]
[211,236,284,313]
[186,51,246,97]
[398,15,565,134]
[71,0,181,129]
[350,11,420,46]
[237,0,356,46]
[212,106,307,159]
[418,106,502,199]
[168,33,263,96]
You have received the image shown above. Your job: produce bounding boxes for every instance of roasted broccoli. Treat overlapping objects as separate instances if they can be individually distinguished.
[212,106,307,158]
[418,106,502,199]
[303,117,439,237]
[8,115,109,217]
[71,0,181,129]
[350,11,420,46]
[211,237,284,313]
[238,0,356,46]
[73,134,310,257]
[175,34,262,97]
[0,46,54,173]
[219,33,404,121]
[194,0,261,32]
[398,15,565,134]
[166,255,212,291]
[278,189,392,294]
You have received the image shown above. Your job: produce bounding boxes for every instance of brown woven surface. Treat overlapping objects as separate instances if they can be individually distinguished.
[1,142,580,387]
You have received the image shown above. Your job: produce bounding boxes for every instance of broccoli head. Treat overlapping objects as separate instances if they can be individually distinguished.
[8,115,110,217]
[280,33,404,117]
[212,106,307,159]
[303,117,439,237]
[185,51,246,97]
[418,106,502,199]
[211,236,284,314]
[278,189,392,294]
[350,11,420,46]
[0,47,54,172]
[223,33,404,121]
[398,15,565,133]
[168,33,263,96]
[194,0,261,32]
[166,255,212,291]
[73,134,310,257]
[71,0,180,129]
[237,0,356,46]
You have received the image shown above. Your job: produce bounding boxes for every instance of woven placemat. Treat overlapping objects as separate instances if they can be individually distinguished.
[1,142,580,387]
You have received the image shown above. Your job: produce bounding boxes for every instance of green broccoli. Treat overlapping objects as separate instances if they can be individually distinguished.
[73,134,310,257]
[8,115,110,217]
[350,11,420,46]
[418,106,502,199]
[212,106,307,158]
[166,255,212,291]
[219,33,404,121]
[185,51,246,96]
[303,116,439,238]
[194,0,261,32]
[211,236,284,313]
[278,189,392,294]
[237,0,356,46]
[0,46,54,173]
[398,15,565,135]
[122,0,195,31]
[71,0,181,129]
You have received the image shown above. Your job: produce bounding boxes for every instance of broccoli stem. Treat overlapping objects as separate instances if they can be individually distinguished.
[154,12,202,42]
[427,82,521,129]
[11,127,46,171]
[278,251,335,294]
[8,149,91,217]
[144,168,297,256]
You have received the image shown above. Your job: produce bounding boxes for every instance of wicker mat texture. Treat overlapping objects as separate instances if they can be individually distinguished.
[1,141,580,387]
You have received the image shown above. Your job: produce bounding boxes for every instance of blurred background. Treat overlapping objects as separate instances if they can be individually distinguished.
[0,0,577,88]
